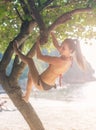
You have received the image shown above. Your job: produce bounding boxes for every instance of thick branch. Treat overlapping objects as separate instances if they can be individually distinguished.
[0,74,45,130]
[10,44,25,80]
[48,7,92,32]
[27,0,48,42]
[37,0,41,6]
[48,12,71,32]
[9,62,26,82]
[70,7,92,15]
[9,41,37,80]
[0,41,13,75]
[0,21,36,74]
[19,0,30,15]
[26,0,55,44]
[0,0,11,4]
[28,0,46,30]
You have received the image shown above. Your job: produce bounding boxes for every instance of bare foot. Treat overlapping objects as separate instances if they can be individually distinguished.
[22,94,29,103]
[13,40,20,55]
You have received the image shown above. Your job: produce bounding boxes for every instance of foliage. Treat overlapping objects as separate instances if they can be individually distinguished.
[0,2,20,52]
[0,0,96,52]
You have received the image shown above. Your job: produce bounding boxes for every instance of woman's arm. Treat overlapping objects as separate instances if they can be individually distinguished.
[36,42,63,65]
[51,32,61,51]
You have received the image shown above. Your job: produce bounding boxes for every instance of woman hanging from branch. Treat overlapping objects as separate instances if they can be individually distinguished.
[13,32,86,102]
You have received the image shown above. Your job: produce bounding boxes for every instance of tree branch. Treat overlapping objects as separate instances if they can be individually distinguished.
[37,0,41,6]
[70,7,92,15]
[19,0,30,15]
[38,0,54,11]
[0,21,36,75]
[9,42,37,80]
[48,7,92,32]
[0,41,13,75]
[28,0,46,30]
[0,0,11,4]
[46,5,61,10]
[14,7,24,22]
[9,61,26,81]
[27,0,48,43]
[48,12,72,32]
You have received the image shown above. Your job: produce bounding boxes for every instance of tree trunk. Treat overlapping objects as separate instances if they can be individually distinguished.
[0,19,45,130]
[0,74,45,130]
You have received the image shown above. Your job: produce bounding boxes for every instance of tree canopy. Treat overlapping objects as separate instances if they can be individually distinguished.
[0,0,96,53]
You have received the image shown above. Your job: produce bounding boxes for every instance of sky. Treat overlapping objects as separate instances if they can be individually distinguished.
[81,40,96,77]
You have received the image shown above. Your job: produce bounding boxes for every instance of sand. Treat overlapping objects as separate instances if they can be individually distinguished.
[0,94,96,130]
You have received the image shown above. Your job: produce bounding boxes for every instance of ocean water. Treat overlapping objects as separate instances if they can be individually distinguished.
[31,81,96,104]
[0,81,96,130]
[1,80,96,105]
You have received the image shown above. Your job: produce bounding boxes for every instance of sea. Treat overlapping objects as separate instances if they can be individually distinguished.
[31,81,96,105]
[0,80,96,105]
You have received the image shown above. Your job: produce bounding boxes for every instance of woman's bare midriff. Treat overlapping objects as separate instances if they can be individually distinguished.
[40,60,72,85]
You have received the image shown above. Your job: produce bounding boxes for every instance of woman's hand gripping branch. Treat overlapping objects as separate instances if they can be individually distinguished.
[13,40,20,55]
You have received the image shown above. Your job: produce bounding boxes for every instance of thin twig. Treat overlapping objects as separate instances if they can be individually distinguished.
[14,7,24,22]
[39,0,54,11]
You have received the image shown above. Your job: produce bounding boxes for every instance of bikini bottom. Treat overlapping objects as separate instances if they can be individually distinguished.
[38,77,56,90]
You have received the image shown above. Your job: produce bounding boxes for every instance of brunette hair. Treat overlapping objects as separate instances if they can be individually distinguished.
[64,38,86,70]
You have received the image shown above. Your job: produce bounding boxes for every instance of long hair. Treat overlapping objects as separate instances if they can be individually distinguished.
[64,38,86,70]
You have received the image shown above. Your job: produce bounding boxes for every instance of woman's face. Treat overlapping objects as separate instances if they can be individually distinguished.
[59,42,72,56]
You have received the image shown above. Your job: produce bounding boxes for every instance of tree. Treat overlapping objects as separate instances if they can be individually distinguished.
[0,0,96,129]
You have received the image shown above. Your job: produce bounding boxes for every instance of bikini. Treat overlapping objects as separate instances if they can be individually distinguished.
[38,76,56,90]
[58,57,73,87]
[38,57,73,90]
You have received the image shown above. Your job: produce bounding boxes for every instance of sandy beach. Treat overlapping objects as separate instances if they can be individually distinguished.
[1,92,96,130]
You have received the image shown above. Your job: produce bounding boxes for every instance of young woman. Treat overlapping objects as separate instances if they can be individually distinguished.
[13,32,86,102]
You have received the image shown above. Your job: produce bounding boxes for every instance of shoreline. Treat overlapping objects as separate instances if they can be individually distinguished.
[0,95,96,130]
[1,81,96,130]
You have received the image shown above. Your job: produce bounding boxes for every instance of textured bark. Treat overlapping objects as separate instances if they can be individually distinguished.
[0,21,36,74]
[0,74,44,130]
[0,19,45,130]
[27,0,48,44]
[48,7,91,32]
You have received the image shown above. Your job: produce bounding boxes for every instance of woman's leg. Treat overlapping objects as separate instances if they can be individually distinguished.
[20,57,43,102]
[13,43,43,102]
[13,42,39,81]
[27,59,43,90]
[15,48,43,88]
[13,42,39,83]
[23,72,33,102]
[23,61,43,102]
